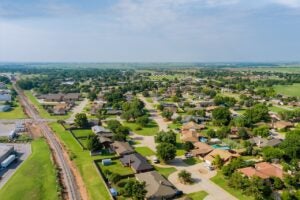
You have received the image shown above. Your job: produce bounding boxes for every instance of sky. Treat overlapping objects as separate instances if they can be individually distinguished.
[0,0,300,62]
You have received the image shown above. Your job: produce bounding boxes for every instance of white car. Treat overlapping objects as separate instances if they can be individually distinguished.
[152,156,159,163]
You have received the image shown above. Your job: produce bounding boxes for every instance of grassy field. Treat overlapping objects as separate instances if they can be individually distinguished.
[0,139,59,200]
[24,91,71,120]
[210,172,253,200]
[49,122,113,200]
[135,146,155,157]
[0,99,27,119]
[154,166,177,178]
[187,191,208,200]
[274,83,300,97]
[269,106,290,113]
[123,120,159,136]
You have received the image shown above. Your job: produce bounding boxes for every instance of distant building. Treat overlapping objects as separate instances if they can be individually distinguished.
[110,141,135,156]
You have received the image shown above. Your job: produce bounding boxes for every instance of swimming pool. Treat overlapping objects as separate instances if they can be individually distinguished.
[211,144,230,150]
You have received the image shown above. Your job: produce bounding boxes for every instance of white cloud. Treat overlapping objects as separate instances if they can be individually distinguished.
[271,0,300,8]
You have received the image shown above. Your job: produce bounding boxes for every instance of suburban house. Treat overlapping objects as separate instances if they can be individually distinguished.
[238,162,284,180]
[53,103,68,115]
[98,136,113,149]
[110,141,135,156]
[135,171,177,200]
[191,142,213,158]
[181,121,205,131]
[90,102,105,115]
[120,153,153,173]
[204,149,240,166]
[180,130,200,143]
[273,121,293,130]
[92,125,112,135]
[249,137,282,148]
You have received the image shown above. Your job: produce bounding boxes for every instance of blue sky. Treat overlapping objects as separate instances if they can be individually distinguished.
[0,0,300,62]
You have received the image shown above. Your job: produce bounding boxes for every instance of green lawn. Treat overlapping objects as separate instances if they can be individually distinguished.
[187,191,208,200]
[49,122,113,200]
[168,122,182,130]
[176,133,186,156]
[154,166,177,178]
[0,139,59,200]
[183,157,202,165]
[72,129,93,138]
[24,91,71,120]
[135,146,155,157]
[274,83,300,97]
[210,172,254,200]
[0,99,27,119]
[123,120,159,136]
[97,159,133,176]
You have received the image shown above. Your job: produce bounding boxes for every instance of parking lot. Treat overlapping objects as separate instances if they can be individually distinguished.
[0,143,31,189]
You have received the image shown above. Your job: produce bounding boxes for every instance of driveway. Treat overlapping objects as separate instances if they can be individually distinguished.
[66,98,89,123]
[138,95,170,131]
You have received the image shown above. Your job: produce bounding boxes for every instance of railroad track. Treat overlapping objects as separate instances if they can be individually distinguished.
[14,84,81,200]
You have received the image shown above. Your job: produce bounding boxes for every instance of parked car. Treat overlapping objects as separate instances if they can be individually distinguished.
[152,156,159,164]
[184,152,193,158]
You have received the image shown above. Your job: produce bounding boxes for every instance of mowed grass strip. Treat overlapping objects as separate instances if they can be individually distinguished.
[24,91,71,120]
[49,122,112,200]
[154,166,177,178]
[187,191,208,200]
[135,146,155,157]
[210,171,254,200]
[0,139,59,200]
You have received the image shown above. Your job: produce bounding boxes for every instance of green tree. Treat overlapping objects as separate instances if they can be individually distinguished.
[156,143,176,162]
[86,135,102,152]
[212,107,231,126]
[74,113,89,128]
[212,155,224,169]
[155,131,176,145]
[262,146,284,161]
[178,170,193,184]
[123,180,147,200]
[136,115,149,127]
[183,141,194,151]
[253,125,270,138]
[244,104,270,125]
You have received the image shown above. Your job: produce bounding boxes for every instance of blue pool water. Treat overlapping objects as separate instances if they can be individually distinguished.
[211,144,230,150]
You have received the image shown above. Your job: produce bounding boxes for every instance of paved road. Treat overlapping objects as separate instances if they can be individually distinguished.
[66,98,89,123]
[14,83,81,200]
[0,143,31,189]
[138,95,170,131]
[130,132,157,152]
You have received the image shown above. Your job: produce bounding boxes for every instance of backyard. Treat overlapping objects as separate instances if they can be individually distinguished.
[0,139,59,200]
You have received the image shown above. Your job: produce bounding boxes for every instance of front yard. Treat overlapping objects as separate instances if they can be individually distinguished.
[123,120,159,136]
